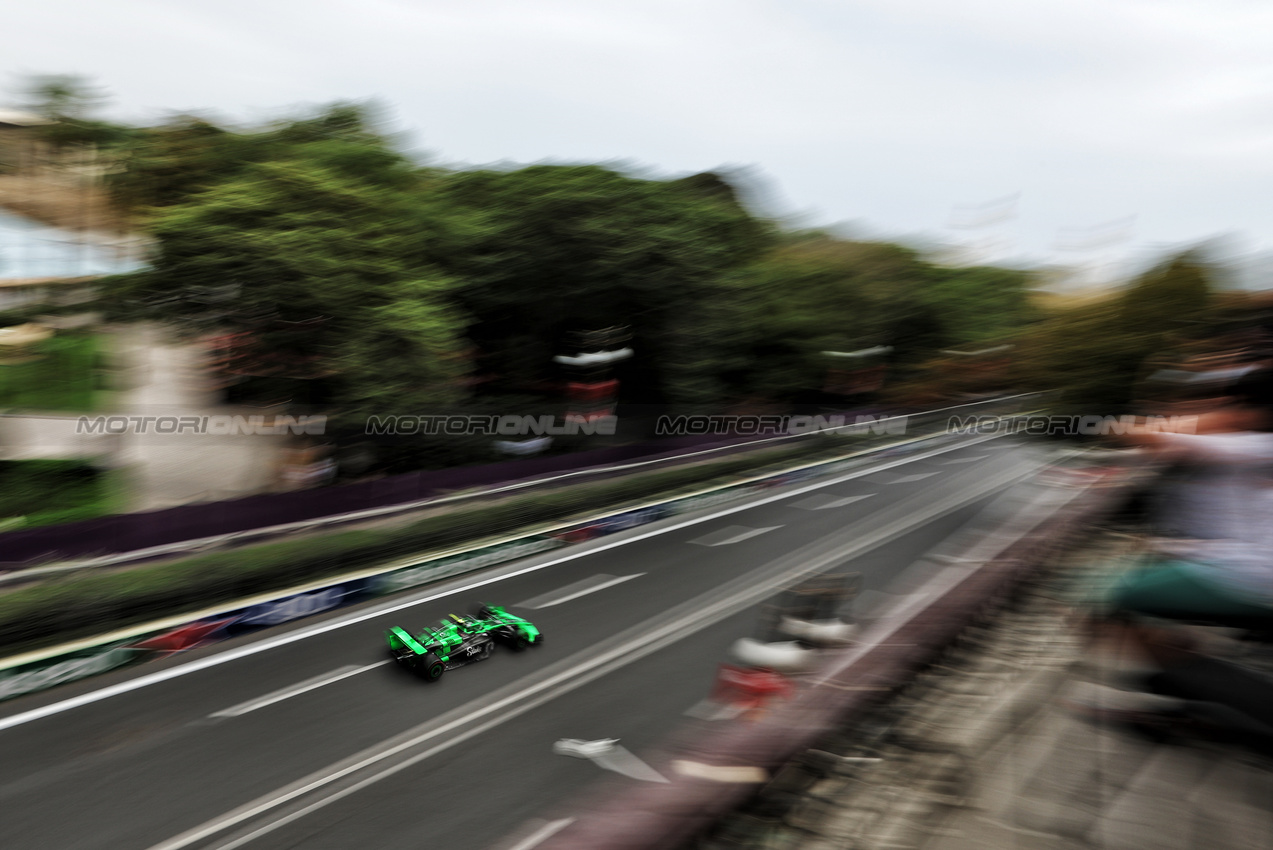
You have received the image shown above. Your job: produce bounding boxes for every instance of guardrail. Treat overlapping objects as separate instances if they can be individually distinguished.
[0,394,1038,574]
[517,458,1142,850]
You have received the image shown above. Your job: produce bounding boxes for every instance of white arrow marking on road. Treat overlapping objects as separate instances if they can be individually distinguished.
[553,738,668,783]
[594,745,670,783]
[553,737,620,759]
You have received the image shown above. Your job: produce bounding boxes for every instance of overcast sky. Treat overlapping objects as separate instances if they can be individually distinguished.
[6,0,1273,284]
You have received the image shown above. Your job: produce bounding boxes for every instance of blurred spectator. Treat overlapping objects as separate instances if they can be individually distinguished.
[1113,366,1273,633]
[1080,364,1273,753]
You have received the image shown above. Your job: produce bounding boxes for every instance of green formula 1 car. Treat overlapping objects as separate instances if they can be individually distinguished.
[385,605,542,682]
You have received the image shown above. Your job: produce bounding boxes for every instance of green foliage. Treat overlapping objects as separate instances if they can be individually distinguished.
[923,265,1038,347]
[0,460,118,527]
[107,117,246,214]
[437,164,770,399]
[1014,253,1215,416]
[1119,252,1212,334]
[132,150,470,425]
[664,234,1035,405]
[105,103,402,217]
[0,333,103,411]
[1013,300,1144,416]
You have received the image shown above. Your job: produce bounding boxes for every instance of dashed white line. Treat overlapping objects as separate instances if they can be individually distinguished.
[821,494,873,509]
[518,574,645,609]
[891,472,940,484]
[790,493,874,511]
[507,818,576,850]
[210,662,388,718]
[691,526,782,546]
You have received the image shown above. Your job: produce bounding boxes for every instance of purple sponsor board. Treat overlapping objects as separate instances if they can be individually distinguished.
[223,579,374,637]
[590,505,672,535]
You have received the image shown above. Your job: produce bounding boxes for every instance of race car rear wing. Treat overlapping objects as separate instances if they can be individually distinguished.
[386,625,428,655]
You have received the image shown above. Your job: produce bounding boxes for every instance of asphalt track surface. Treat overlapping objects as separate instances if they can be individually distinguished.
[0,435,1054,850]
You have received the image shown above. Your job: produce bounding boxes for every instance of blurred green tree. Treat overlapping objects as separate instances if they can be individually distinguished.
[435,165,769,401]
[1013,252,1214,416]
[105,103,401,219]
[1119,252,1211,334]
[128,150,469,424]
[664,234,1034,406]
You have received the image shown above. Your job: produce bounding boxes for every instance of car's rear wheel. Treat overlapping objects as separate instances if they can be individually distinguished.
[419,652,446,682]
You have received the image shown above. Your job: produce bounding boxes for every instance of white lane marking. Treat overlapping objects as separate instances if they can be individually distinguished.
[791,493,873,511]
[790,494,839,510]
[506,818,576,850]
[209,662,388,719]
[691,526,781,547]
[0,432,1005,733]
[519,574,645,609]
[943,454,987,465]
[144,455,1045,850]
[891,472,940,484]
[821,494,873,509]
